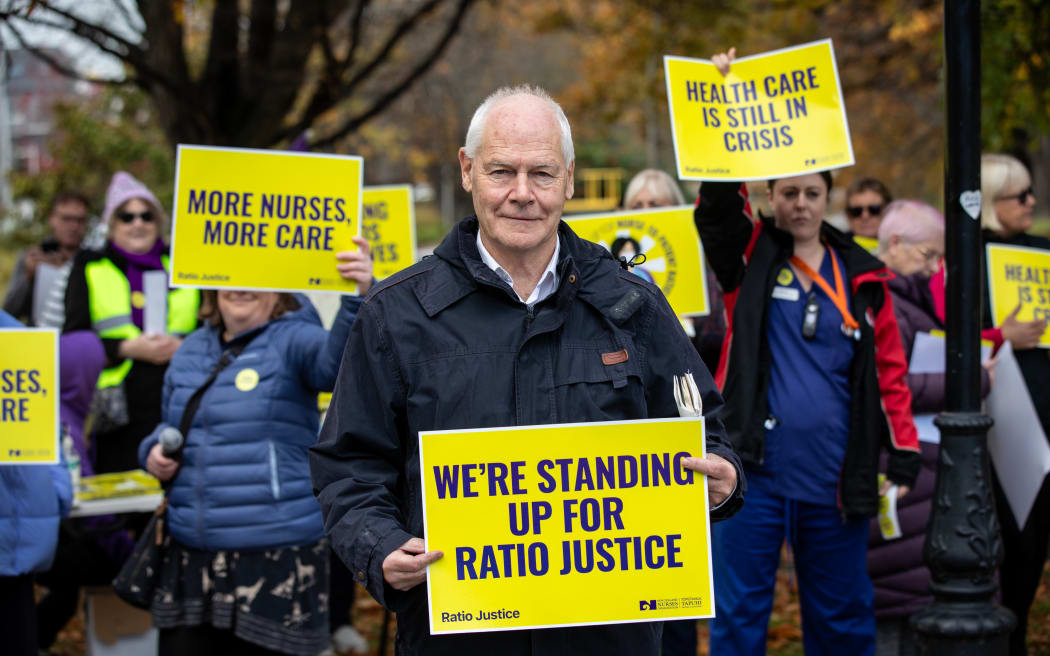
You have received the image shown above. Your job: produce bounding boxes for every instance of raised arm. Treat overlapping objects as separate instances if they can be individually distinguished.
[292,294,364,392]
[694,181,758,294]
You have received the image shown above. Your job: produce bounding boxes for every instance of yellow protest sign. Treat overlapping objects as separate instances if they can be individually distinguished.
[362,185,416,280]
[170,145,363,293]
[567,206,709,317]
[986,243,1050,348]
[664,39,854,181]
[1,329,59,464]
[420,417,713,634]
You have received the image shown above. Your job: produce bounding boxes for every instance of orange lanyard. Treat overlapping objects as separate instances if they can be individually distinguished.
[789,248,860,333]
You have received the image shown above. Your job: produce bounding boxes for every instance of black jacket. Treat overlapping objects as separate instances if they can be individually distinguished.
[982,229,1050,435]
[310,217,743,656]
[695,182,919,518]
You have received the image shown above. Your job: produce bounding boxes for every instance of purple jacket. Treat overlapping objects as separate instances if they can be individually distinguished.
[60,331,105,474]
[866,272,989,617]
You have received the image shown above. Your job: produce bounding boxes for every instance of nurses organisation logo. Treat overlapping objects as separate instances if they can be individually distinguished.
[579,218,680,299]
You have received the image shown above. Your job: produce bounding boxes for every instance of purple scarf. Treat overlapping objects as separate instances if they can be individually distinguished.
[108,239,166,330]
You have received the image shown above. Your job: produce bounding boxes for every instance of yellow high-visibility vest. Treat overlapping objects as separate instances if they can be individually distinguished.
[85,255,199,388]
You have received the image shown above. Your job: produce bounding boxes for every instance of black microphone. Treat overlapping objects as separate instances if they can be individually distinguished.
[159,427,184,456]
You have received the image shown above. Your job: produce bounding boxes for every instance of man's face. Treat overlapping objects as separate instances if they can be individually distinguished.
[48,200,89,249]
[459,96,574,263]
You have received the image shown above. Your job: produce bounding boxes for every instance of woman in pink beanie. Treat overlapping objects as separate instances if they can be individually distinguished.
[62,171,200,474]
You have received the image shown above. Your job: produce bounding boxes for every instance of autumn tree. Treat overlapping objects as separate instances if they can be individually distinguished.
[982,0,1050,206]
[0,0,476,150]
[336,2,579,227]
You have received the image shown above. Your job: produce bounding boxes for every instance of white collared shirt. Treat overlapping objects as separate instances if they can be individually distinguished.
[476,232,560,307]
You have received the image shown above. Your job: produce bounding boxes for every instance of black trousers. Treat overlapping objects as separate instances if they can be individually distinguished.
[159,624,286,656]
[660,618,698,656]
[329,546,357,632]
[0,574,38,656]
[995,473,1050,656]
[36,520,123,649]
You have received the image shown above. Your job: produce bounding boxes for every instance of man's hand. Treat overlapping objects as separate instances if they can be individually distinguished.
[146,443,178,482]
[879,479,911,500]
[22,246,62,279]
[382,537,443,591]
[1001,302,1046,350]
[683,453,737,507]
[119,334,182,365]
[336,236,374,295]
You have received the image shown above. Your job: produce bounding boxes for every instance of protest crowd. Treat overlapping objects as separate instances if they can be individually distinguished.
[1,42,1048,656]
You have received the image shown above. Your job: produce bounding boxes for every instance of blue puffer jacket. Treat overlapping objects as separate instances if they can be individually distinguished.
[0,465,73,575]
[0,309,73,575]
[139,295,360,551]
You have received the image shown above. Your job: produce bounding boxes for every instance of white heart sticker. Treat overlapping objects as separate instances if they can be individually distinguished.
[960,190,982,220]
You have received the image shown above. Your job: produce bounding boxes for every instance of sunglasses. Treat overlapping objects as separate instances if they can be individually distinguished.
[997,187,1034,204]
[846,204,883,218]
[116,210,154,224]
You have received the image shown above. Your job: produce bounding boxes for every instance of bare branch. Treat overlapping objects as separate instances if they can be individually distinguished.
[33,1,142,54]
[0,6,188,97]
[3,18,129,86]
[342,0,370,71]
[341,0,443,96]
[309,0,476,150]
[108,0,144,35]
[271,0,447,145]
[317,1,341,87]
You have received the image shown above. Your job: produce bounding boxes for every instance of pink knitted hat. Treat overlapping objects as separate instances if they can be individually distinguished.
[102,171,163,226]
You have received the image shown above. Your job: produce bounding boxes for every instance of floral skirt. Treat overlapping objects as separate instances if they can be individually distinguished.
[149,537,330,656]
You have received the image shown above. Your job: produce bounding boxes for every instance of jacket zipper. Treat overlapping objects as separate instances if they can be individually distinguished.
[196,383,207,548]
[268,441,281,500]
[524,303,535,331]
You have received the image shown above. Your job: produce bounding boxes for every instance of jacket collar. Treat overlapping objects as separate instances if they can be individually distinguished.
[425,216,619,318]
[424,217,634,319]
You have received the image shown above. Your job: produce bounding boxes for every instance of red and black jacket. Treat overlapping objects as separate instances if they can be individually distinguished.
[695,181,920,518]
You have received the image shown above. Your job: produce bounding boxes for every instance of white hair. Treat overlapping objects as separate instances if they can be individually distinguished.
[981,153,1031,233]
[876,200,944,255]
[624,169,686,208]
[463,85,574,167]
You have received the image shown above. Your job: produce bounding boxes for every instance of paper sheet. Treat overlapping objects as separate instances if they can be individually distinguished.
[909,330,992,374]
[31,262,63,326]
[142,270,168,335]
[986,342,1050,529]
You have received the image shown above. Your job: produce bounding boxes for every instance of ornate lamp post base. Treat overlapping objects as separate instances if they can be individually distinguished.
[912,602,1014,656]
[912,413,1014,654]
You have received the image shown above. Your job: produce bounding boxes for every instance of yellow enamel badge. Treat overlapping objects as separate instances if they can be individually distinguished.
[130,291,146,309]
[777,268,794,286]
[235,368,259,392]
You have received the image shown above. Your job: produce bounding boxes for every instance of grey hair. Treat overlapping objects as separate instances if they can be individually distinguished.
[876,200,944,255]
[463,85,574,167]
[981,153,1031,233]
[624,169,686,208]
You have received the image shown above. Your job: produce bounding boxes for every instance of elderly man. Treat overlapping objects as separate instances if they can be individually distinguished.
[310,85,743,655]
